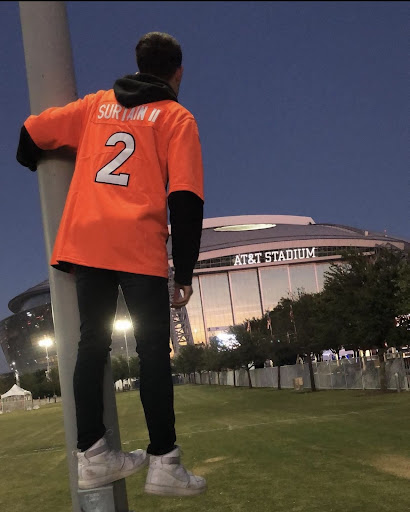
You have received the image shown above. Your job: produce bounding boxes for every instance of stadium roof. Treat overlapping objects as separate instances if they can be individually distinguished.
[167,215,409,256]
[7,216,409,314]
[8,279,50,315]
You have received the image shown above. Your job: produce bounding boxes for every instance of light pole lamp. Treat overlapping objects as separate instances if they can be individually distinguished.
[39,337,53,375]
[11,361,20,385]
[114,319,132,383]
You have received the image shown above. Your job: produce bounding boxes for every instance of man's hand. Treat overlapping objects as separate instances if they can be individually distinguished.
[171,281,193,308]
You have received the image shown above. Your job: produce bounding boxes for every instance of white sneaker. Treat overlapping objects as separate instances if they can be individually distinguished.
[145,446,206,497]
[77,437,147,490]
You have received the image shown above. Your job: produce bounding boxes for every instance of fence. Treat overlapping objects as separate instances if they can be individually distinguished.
[185,356,410,391]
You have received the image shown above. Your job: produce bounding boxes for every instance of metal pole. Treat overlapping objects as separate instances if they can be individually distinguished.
[19,3,129,511]
[46,345,50,374]
[123,329,131,386]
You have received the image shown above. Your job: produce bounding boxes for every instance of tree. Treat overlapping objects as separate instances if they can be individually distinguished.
[19,372,40,398]
[172,349,190,380]
[111,355,129,389]
[128,356,140,380]
[268,294,324,391]
[19,369,56,399]
[268,299,298,390]
[319,247,410,390]
[0,372,16,395]
[267,301,297,348]
[48,366,61,396]
[242,311,299,390]
[173,344,205,383]
[289,293,325,391]
[219,345,241,387]
[228,324,272,388]
[201,337,225,384]
[269,340,299,390]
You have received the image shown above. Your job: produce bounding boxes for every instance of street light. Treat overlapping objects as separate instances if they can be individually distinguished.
[114,319,132,385]
[10,361,20,385]
[39,337,53,375]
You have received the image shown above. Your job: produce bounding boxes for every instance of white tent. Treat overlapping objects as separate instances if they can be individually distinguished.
[1,384,33,413]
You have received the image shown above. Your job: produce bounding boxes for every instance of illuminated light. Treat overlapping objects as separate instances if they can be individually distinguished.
[39,337,53,348]
[396,313,410,327]
[114,319,133,331]
[214,223,276,232]
[216,332,237,349]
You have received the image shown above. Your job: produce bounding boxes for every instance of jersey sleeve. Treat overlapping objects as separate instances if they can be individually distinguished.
[24,94,93,151]
[167,116,204,201]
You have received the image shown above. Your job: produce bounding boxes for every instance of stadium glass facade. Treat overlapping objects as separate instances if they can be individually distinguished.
[0,303,55,374]
[186,258,332,344]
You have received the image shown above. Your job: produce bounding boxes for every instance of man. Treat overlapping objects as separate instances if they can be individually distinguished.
[16,32,206,497]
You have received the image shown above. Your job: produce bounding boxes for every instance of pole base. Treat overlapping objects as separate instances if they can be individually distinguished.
[78,486,134,512]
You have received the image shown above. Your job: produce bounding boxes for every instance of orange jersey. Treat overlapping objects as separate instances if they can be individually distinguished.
[24,89,204,278]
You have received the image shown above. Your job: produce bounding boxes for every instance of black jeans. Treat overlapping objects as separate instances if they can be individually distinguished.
[73,265,176,455]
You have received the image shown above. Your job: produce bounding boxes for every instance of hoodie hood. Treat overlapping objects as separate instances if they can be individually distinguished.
[113,73,178,108]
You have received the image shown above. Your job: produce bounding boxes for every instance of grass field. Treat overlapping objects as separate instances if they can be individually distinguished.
[1,385,410,512]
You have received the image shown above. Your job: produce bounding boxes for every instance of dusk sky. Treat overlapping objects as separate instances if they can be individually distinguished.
[0,1,408,324]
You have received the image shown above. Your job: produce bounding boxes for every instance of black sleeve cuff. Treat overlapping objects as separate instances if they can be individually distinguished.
[168,191,204,286]
[16,125,43,172]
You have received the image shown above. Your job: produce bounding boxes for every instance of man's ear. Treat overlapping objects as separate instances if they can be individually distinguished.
[176,66,184,84]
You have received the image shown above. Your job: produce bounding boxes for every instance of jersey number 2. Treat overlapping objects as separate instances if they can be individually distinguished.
[95,132,135,186]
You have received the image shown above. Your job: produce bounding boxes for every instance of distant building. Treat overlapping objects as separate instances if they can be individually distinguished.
[1,215,408,373]
[0,280,133,375]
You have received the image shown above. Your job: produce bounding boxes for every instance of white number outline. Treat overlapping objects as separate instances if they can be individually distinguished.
[95,132,135,187]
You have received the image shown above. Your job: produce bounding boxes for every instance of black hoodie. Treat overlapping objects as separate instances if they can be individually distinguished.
[114,73,178,107]
[16,73,203,286]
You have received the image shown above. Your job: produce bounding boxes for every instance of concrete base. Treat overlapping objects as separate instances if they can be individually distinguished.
[78,486,134,512]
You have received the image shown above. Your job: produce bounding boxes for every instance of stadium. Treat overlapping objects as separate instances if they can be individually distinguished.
[1,214,408,374]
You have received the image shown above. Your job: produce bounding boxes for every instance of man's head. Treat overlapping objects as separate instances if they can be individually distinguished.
[136,32,183,96]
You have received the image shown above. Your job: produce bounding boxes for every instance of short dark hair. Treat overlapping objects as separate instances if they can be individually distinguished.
[136,32,182,81]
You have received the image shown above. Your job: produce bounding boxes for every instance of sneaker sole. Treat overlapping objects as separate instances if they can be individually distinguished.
[145,482,207,497]
[79,460,148,490]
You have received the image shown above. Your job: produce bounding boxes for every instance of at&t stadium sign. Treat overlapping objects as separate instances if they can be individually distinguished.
[233,247,317,266]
